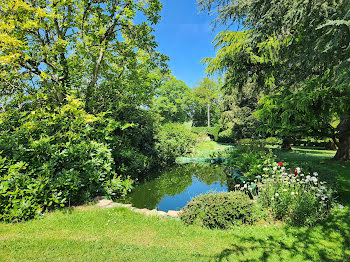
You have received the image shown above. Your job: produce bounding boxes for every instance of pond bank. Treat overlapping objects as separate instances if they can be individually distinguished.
[93,196,180,218]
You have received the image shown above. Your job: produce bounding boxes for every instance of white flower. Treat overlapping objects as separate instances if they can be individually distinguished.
[313,172,318,176]
[316,193,321,197]
[281,167,286,171]
[263,168,269,171]
[306,175,311,180]
[273,166,278,171]
[257,165,261,167]
[296,167,301,174]
[271,197,274,200]
[291,192,295,195]
[275,193,279,197]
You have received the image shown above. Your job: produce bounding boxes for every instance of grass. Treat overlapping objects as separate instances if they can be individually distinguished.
[0,206,349,261]
[191,140,230,158]
[1,143,349,261]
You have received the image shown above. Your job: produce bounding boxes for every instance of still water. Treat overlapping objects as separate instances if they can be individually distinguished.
[121,164,234,212]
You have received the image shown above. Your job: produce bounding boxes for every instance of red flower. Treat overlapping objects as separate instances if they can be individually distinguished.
[290,169,298,175]
[278,162,283,166]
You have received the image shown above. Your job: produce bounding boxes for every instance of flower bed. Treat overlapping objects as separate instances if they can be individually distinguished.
[234,160,334,226]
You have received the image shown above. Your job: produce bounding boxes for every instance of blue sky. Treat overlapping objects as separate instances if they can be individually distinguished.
[153,0,234,88]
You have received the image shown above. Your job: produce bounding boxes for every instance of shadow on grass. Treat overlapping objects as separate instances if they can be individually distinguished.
[204,208,350,261]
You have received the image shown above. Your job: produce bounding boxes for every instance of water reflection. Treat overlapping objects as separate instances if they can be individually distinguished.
[121,164,231,211]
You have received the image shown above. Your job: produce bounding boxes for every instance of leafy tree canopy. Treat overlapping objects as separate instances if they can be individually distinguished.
[0,0,168,111]
[199,0,350,160]
[192,77,221,127]
[152,76,192,123]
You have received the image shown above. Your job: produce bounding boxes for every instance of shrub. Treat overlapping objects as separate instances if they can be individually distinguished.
[237,138,254,145]
[265,137,282,145]
[225,144,277,180]
[191,127,220,141]
[218,129,235,143]
[180,191,257,229]
[0,97,133,222]
[155,123,198,164]
[110,107,160,177]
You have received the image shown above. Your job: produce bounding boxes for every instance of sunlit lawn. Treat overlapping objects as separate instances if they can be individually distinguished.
[0,206,349,262]
[191,140,230,158]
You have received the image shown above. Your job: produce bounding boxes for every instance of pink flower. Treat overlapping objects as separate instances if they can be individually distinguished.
[278,162,283,166]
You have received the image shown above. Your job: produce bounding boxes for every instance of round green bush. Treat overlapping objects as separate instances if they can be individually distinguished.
[155,123,198,165]
[180,191,257,229]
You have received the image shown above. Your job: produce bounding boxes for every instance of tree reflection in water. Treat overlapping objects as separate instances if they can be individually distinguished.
[120,164,235,211]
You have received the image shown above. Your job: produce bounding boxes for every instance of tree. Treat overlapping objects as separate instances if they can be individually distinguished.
[199,0,350,160]
[0,0,168,112]
[192,77,221,127]
[152,77,192,123]
[220,81,261,141]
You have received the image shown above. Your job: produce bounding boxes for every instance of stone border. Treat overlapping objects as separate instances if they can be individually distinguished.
[93,196,180,219]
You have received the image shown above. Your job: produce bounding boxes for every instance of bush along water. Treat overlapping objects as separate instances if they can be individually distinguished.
[180,191,260,229]
[0,97,133,222]
[155,123,198,165]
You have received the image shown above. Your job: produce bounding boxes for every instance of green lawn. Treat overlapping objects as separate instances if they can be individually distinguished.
[1,144,350,261]
[0,206,349,261]
[191,140,230,158]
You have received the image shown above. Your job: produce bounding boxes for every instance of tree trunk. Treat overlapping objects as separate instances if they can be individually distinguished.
[207,103,210,127]
[281,137,293,151]
[334,115,350,161]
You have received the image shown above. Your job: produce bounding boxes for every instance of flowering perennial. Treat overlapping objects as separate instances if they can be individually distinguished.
[233,161,334,225]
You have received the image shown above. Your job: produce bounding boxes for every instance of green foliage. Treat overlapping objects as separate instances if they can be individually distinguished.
[180,191,257,229]
[191,127,220,141]
[0,158,52,222]
[152,77,192,123]
[225,144,277,180]
[217,129,234,143]
[155,123,198,165]
[0,0,168,110]
[109,107,160,177]
[192,78,221,127]
[265,137,282,145]
[199,0,350,160]
[0,97,133,222]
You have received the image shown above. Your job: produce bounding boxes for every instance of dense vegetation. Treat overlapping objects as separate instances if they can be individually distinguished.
[200,0,350,160]
[0,3,349,262]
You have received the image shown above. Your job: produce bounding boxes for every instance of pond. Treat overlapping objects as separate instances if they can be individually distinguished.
[120,164,235,212]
